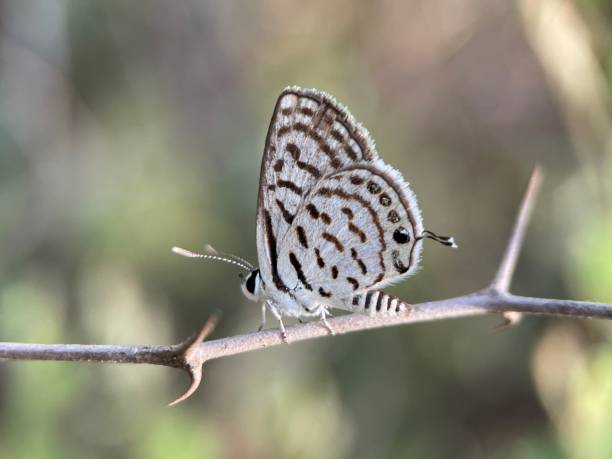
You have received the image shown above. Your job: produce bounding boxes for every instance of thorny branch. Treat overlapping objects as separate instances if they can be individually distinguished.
[1,167,611,405]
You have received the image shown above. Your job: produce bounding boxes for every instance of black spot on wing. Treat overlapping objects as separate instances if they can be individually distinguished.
[348,222,367,243]
[277,125,290,137]
[322,232,344,252]
[330,129,344,142]
[347,277,360,291]
[392,250,409,274]
[341,207,354,219]
[350,175,365,185]
[379,193,392,206]
[351,248,367,275]
[344,145,358,160]
[296,161,321,178]
[314,248,325,268]
[276,199,294,225]
[393,227,411,244]
[277,179,303,196]
[300,107,314,116]
[367,181,381,194]
[296,226,308,248]
[388,210,400,223]
[286,143,300,160]
[289,252,312,290]
[306,203,320,219]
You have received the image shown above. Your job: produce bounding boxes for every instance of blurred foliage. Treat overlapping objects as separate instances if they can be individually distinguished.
[1,0,612,458]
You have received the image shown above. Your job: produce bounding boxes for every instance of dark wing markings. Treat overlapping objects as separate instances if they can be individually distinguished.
[296,225,309,248]
[314,248,325,268]
[334,163,423,278]
[276,199,295,225]
[350,248,368,275]
[322,232,344,252]
[296,161,321,178]
[289,252,312,291]
[286,143,300,160]
[274,88,374,161]
[316,187,386,273]
[277,179,303,196]
[264,209,289,292]
[277,122,342,168]
[347,277,360,291]
[306,203,320,219]
[348,222,367,243]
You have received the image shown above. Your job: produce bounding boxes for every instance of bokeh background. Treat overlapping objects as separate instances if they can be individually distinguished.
[1,1,612,458]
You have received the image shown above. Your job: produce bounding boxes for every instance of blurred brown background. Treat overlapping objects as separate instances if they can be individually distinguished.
[1,1,612,458]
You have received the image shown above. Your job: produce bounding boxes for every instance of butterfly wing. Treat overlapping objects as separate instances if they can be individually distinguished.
[255,87,378,293]
[276,163,424,308]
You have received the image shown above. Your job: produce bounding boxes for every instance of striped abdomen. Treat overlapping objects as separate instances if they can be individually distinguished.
[349,290,409,316]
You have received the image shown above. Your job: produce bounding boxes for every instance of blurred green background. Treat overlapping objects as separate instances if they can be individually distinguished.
[1,1,612,458]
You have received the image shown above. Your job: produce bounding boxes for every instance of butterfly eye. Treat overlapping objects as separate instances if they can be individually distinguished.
[246,270,260,295]
[393,227,411,244]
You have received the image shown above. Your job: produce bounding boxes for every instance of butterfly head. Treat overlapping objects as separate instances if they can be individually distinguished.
[240,269,262,302]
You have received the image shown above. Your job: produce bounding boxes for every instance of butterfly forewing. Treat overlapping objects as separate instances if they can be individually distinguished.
[256,87,378,293]
[277,163,423,308]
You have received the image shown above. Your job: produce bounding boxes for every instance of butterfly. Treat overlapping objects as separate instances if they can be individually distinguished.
[173,86,456,339]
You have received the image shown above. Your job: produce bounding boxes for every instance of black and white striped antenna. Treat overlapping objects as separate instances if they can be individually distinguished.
[172,244,254,272]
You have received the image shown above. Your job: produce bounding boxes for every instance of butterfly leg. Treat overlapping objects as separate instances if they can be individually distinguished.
[267,302,288,343]
[317,306,335,336]
[257,303,267,332]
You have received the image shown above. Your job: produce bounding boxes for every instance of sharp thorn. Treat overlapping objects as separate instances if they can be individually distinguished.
[168,365,203,407]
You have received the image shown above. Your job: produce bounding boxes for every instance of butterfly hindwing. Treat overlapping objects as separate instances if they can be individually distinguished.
[276,162,424,309]
[255,87,378,293]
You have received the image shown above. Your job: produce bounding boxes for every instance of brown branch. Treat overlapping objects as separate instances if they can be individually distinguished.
[1,167,609,404]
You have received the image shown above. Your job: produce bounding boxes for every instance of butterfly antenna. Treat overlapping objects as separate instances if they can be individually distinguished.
[416,230,458,248]
[204,244,254,271]
[171,246,253,272]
